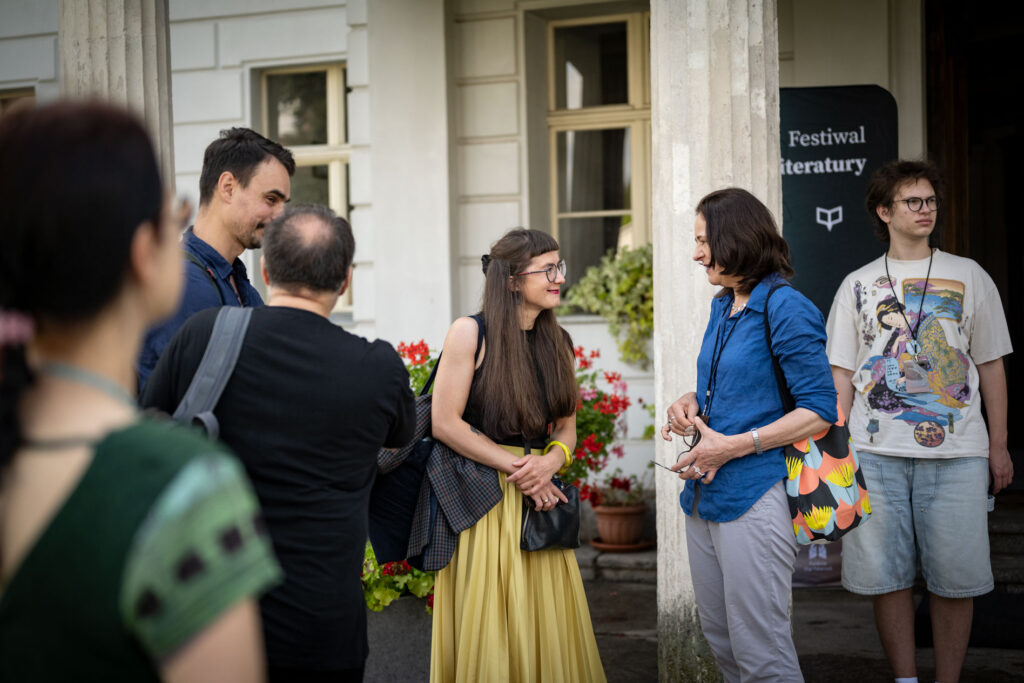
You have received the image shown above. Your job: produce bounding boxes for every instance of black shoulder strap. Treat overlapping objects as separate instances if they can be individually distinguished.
[469,313,486,364]
[172,306,253,438]
[184,251,226,305]
[419,314,485,397]
[763,283,797,413]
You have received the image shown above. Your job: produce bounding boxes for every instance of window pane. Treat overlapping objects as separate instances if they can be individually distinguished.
[553,22,627,110]
[0,90,35,117]
[559,215,633,292]
[557,128,631,212]
[289,165,330,206]
[266,72,327,145]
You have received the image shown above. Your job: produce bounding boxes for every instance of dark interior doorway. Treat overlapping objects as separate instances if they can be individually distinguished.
[926,2,1023,481]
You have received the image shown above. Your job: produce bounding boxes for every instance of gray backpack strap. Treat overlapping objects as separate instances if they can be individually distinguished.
[172,306,253,439]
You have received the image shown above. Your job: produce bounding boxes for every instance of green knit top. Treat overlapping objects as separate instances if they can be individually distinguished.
[0,418,282,680]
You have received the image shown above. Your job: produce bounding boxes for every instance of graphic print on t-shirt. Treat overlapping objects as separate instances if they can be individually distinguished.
[857,277,968,447]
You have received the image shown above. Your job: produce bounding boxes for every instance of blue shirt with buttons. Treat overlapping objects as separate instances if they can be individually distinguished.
[679,273,838,523]
[136,228,263,392]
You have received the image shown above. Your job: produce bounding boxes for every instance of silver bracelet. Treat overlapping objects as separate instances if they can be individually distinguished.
[751,428,763,455]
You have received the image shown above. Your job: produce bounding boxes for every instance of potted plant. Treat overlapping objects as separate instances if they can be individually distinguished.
[363,341,438,678]
[363,340,437,614]
[361,542,434,613]
[559,346,650,550]
[588,468,652,549]
[361,542,433,679]
[560,346,631,495]
[563,245,654,369]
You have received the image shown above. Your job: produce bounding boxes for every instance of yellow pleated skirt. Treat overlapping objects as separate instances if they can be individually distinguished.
[429,463,607,683]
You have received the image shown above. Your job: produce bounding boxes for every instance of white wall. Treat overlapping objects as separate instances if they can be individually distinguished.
[778,0,925,159]
[166,1,350,225]
[0,0,60,101]
[363,0,452,344]
[450,0,526,320]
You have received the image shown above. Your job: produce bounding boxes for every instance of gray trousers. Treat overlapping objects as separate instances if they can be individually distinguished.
[685,481,803,683]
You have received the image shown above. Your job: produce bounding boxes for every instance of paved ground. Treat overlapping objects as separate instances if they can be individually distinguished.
[587,580,1024,683]
[585,580,658,682]
[366,579,1024,682]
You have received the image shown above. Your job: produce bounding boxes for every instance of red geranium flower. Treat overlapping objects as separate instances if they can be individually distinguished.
[397,340,431,366]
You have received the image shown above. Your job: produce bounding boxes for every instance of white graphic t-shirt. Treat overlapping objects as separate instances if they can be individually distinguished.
[826,250,1012,458]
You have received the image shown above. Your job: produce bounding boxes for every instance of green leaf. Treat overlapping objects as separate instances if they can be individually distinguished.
[565,245,653,369]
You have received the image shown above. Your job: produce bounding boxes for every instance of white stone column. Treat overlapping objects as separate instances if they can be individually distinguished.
[365,0,452,344]
[58,0,175,183]
[650,1,781,680]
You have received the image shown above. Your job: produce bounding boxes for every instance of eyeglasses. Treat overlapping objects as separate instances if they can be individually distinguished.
[894,196,938,212]
[650,429,703,473]
[518,259,566,283]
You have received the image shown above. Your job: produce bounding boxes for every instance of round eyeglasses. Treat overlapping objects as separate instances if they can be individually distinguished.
[895,196,938,212]
[518,259,567,283]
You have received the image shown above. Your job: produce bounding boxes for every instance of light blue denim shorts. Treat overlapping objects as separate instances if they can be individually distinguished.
[841,451,993,599]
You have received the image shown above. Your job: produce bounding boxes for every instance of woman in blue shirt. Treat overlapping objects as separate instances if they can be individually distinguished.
[661,188,837,682]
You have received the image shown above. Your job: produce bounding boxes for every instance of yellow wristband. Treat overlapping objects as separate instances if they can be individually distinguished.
[546,440,572,471]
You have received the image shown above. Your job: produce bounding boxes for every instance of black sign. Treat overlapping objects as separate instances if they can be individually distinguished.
[780,86,898,315]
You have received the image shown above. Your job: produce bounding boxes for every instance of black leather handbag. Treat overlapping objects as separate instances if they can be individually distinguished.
[520,477,581,551]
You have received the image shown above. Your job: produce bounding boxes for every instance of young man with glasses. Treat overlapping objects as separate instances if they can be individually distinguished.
[825,159,1013,683]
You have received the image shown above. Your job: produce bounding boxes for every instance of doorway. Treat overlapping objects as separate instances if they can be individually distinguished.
[926,1,1023,481]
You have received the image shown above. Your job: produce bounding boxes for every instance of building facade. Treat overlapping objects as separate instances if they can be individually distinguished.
[3,1,1019,678]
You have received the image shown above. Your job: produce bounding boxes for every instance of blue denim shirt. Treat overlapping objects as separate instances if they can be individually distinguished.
[136,228,263,392]
[680,274,838,522]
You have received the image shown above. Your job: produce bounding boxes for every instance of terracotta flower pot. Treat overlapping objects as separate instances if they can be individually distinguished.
[593,503,646,546]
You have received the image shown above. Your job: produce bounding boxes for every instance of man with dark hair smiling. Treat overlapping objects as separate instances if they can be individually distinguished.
[136,127,295,391]
[826,159,1013,683]
[142,204,415,682]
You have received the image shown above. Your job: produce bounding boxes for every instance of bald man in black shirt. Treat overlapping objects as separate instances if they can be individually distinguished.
[143,204,415,682]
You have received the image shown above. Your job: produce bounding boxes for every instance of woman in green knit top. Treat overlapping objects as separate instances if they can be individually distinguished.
[0,102,281,681]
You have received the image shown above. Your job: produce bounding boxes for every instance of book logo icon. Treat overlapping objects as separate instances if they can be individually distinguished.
[816,205,843,232]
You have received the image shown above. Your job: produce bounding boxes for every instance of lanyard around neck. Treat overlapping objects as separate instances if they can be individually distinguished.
[884,248,934,344]
[703,301,747,422]
[39,361,136,406]
[22,362,137,450]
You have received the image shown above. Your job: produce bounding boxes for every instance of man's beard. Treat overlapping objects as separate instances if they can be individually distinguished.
[242,225,263,249]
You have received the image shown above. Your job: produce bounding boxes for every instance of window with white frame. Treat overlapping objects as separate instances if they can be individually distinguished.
[547,13,650,290]
[260,64,352,311]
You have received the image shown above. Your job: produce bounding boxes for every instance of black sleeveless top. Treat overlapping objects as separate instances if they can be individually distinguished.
[461,315,554,452]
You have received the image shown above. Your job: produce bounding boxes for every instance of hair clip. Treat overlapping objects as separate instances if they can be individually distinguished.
[481,254,492,275]
[0,309,35,347]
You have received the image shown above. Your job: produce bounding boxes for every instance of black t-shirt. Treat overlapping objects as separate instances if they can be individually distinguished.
[141,306,415,670]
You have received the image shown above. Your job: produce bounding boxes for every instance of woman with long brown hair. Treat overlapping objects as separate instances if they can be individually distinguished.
[429,228,605,682]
